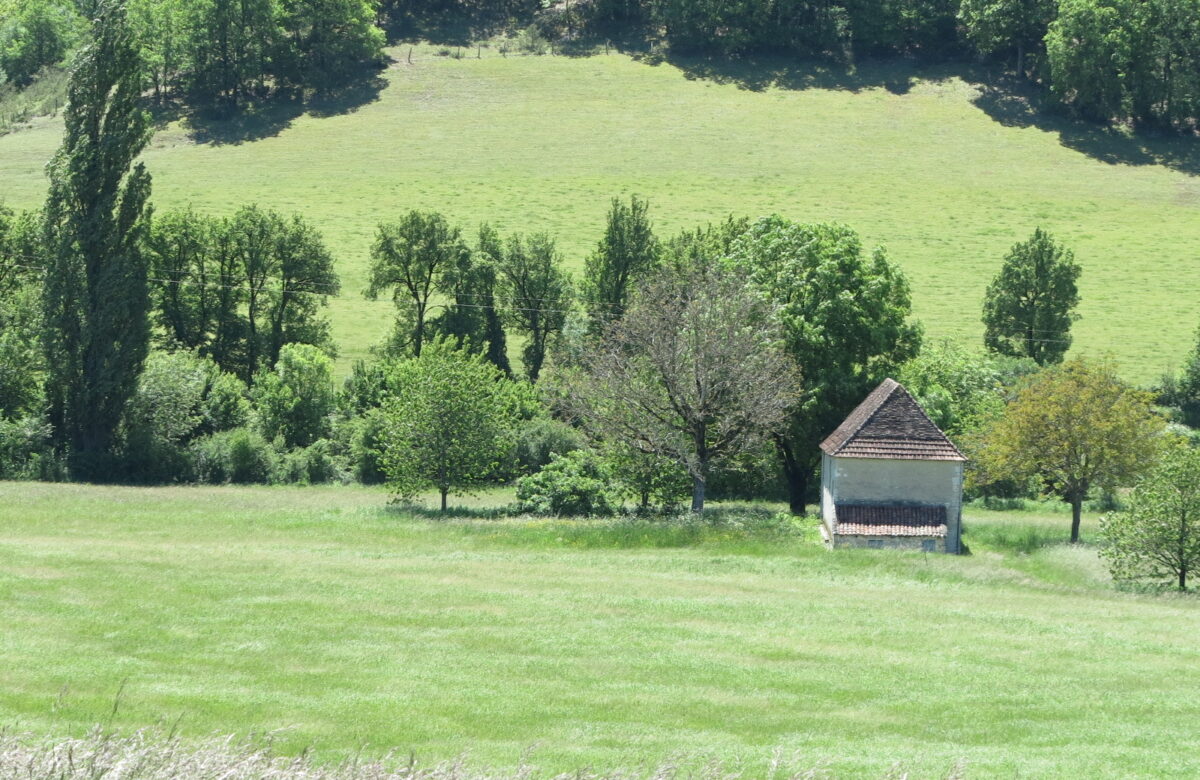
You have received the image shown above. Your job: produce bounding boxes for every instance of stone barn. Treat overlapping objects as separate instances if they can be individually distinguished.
[819,378,966,553]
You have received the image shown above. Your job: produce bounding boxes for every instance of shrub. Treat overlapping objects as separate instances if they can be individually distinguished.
[514,416,586,474]
[190,427,276,484]
[516,449,621,516]
[273,439,348,485]
[253,344,336,449]
[0,414,62,480]
[346,408,389,485]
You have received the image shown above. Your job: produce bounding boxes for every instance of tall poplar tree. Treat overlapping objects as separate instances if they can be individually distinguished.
[42,0,153,479]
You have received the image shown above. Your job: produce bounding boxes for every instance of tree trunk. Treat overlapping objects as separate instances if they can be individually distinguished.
[440,489,448,513]
[1180,566,1187,591]
[1070,497,1082,543]
[691,474,705,514]
[777,437,809,515]
[1016,40,1025,80]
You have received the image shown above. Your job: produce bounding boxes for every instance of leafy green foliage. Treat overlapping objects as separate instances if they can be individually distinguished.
[253,343,337,449]
[379,338,523,510]
[0,0,80,87]
[1101,441,1200,590]
[514,415,586,475]
[957,0,1055,75]
[971,356,1165,542]
[495,232,573,382]
[897,341,1009,436]
[581,195,660,331]
[41,0,153,479]
[726,216,920,513]
[190,426,277,484]
[366,210,472,358]
[982,228,1080,366]
[145,206,340,383]
[516,448,622,516]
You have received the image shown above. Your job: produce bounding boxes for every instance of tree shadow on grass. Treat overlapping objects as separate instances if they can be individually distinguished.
[383,501,512,521]
[971,77,1200,177]
[619,47,1200,177]
[159,67,390,147]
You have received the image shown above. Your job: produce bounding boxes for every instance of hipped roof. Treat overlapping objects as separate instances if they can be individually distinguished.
[819,379,966,462]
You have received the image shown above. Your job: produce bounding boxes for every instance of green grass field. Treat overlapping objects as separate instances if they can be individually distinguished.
[1,47,1198,380]
[3,481,1199,777]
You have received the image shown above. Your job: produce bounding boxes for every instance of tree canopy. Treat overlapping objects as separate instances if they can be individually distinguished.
[1101,441,1200,591]
[971,356,1164,543]
[982,228,1081,366]
[725,216,921,513]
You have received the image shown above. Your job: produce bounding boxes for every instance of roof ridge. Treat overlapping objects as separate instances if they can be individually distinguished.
[819,378,967,461]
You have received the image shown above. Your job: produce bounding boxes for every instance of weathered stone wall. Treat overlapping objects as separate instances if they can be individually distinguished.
[832,533,946,553]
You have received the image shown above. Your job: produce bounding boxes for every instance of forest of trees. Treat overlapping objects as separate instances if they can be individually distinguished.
[3,0,1200,128]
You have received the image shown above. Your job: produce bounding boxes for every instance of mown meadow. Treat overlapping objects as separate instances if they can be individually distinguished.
[2,47,1199,380]
[2,481,1199,777]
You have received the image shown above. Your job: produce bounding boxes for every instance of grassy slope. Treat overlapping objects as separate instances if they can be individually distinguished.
[1,48,1199,379]
[2,482,1199,777]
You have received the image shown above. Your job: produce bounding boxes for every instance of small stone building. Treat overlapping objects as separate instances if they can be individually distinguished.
[819,378,966,553]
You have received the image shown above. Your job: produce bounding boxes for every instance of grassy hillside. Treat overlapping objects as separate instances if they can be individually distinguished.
[1,47,1198,379]
[2,481,1200,776]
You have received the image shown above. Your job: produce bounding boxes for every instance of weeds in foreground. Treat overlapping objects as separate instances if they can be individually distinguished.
[0,728,960,780]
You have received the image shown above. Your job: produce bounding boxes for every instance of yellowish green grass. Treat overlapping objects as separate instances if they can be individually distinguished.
[2,481,1199,777]
[1,49,1198,379]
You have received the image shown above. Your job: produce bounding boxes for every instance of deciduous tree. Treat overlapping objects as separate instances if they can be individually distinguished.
[367,211,469,359]
[496,232,573,382]
[982,228,1081,366]
[581,195,659,331]
[725,216,920,514]
[568,263,800,513]
[972,356,1164,543]
[1101,442,1200,590]
[379,338,523,511]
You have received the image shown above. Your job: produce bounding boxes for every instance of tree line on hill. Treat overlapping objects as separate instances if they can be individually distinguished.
[4,1,1200,590]
[3,0,1200,130]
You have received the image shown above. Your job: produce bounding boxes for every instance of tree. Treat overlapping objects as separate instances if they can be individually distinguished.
[496,232,573,382]
[897,341,1008,437]
[180,0,278,111]
[568,264,800,513]
[1101,442,1200,590]
[276,0,384,92]
[42,0,154,479]
[958,0,1056,77]
[1045,0,1134,122]
[145,206,338,383]
[725,217,921,514]
[1177,322,1200,427]
[982,228,1081,366]
[367,211,470,359]
[0,0,81,87]
[0,208,44,420]
[252,342,336,448]
[426,223,511,375]
[972,356,1164,543]
[379,338,522,511]
[581,195,660,331]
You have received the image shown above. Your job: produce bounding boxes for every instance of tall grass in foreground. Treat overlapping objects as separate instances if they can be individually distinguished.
[0,729,963,780]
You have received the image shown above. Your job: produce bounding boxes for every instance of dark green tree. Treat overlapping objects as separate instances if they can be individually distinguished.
[276,0,384,92]
[958,0,1056,77]
[496,232,573,382]
[41,0,154,478]
[982,228,1081,366]
[427,223,511,375]
[367,210,470,358]
[581,195,660,331]
[726,217,921,514]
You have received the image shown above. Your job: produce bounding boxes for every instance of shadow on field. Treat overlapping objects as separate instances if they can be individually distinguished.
[629,51,1200,178]
[168,69,390,146]
[971,78,1200,178]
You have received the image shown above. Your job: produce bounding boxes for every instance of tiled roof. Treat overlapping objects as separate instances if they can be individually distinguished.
[834,504,947,537]
[819,378,966,461]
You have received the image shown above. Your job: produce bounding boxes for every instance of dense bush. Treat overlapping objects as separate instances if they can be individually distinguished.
[513,416,586,474]
[0,414,61,480]
[516,449,622,516]
[190,427,277,484]
[253,344,337,449]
